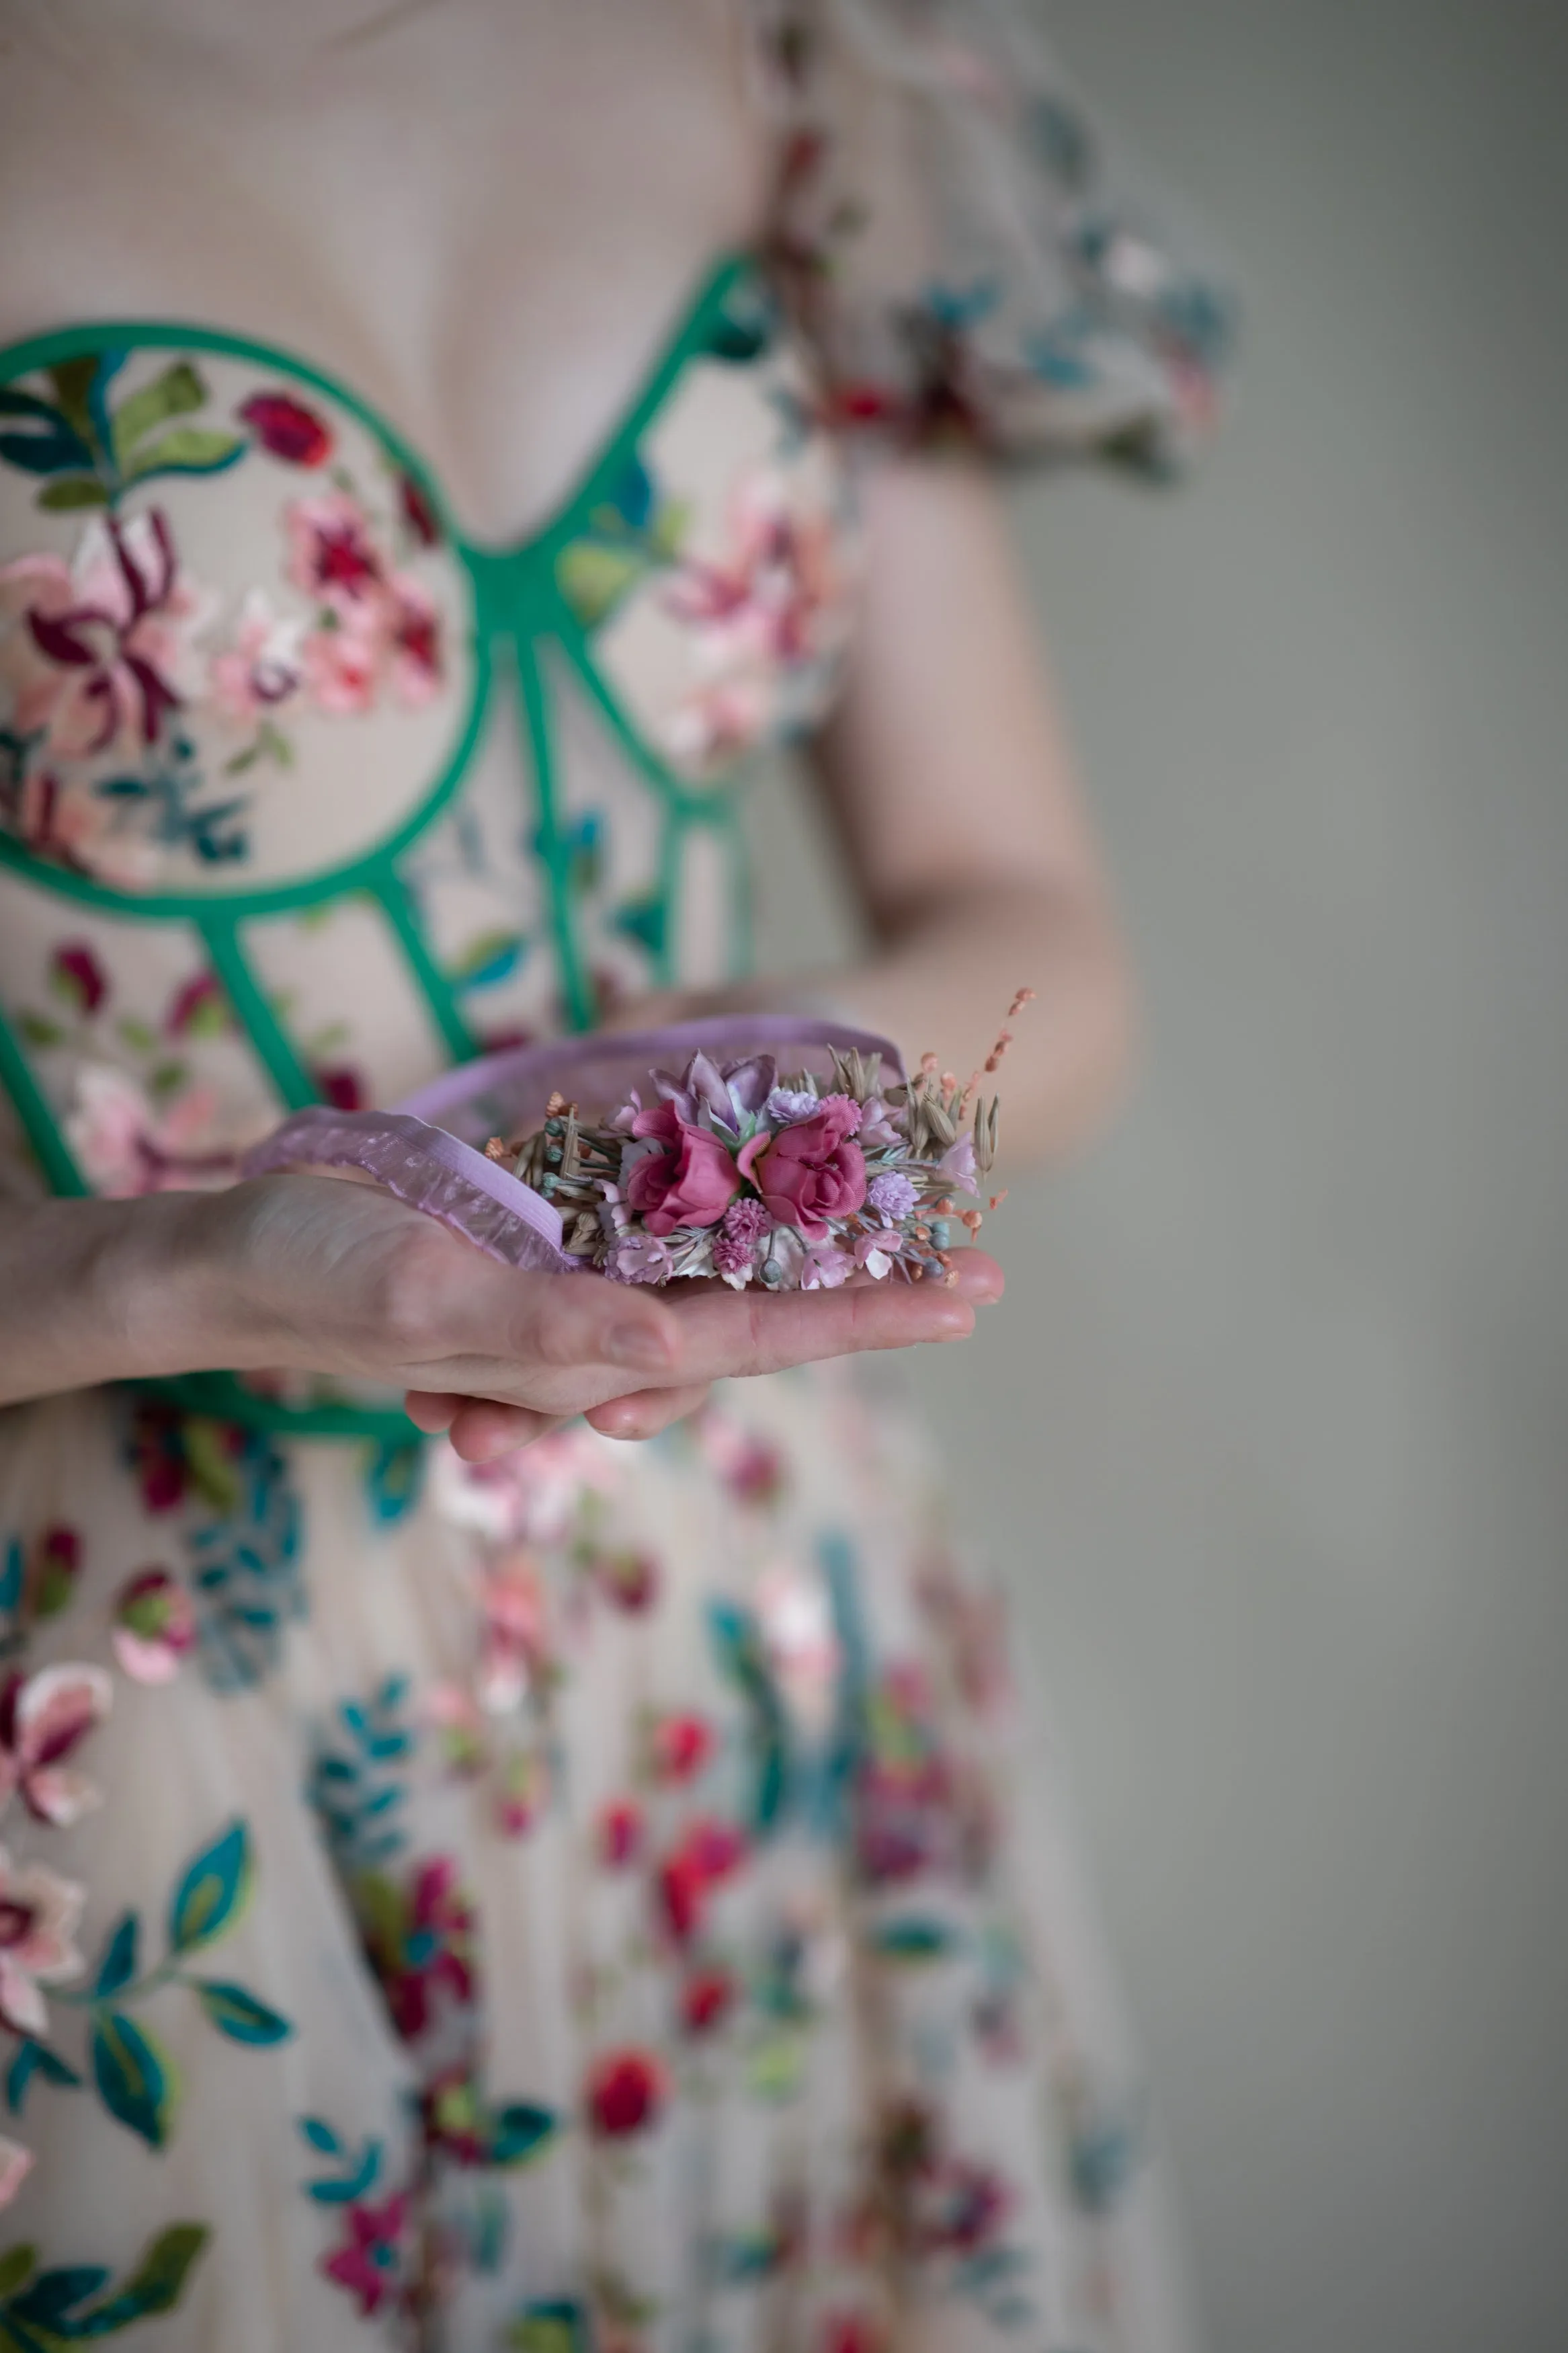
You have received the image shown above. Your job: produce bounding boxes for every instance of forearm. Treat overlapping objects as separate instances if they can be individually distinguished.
[0,1193,225,1407]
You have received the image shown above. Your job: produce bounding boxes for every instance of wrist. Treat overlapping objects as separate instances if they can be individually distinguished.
[92,1189,235,1384]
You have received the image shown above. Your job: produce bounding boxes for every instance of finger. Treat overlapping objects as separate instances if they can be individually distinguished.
[659,1250,998,1385]
[446,1398,565,1462]
[439,1261,687,1384]
[584,1382,712,1441]
[403,1388,462,1433]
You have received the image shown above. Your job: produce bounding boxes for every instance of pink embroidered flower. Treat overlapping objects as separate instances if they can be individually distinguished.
[399,472,442,549]
[0,510,215,760]
[0,1847,85,2036]
[820,2313,887,2353]
[680,1964,735,2036]
[598,1798,643,1868]
[28,1525,81,1620]
[286,490,386,612]
[239,390,334,468]
[433,1424,618,1548]
[0,2136,33,2211]
[50,942,107,1016]
[165,971,229,1039]
[111,1568,196,1685]
[300,603,385,716]
[362,1856,477,2043]
[585,2046,667,2139]
[650,1711,715,1784]
[738,1095,866,1241]
[63,1064,236,1199]
[320,2190,407,2316]
[209,587,306,722]
[626,1102,741,1235]
[594,1548,660,1613]
[477,1556,549,1714]
[663,675,771,774]
[657,1815,745,1945]
[0,1664,112,1825]
[666,472,847,672]
[384,573,443,708]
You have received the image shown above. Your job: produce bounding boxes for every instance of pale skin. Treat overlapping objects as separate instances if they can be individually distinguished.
[0,0,1133,1461]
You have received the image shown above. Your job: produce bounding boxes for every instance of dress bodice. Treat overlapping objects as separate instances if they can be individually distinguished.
[0,257,860,1229]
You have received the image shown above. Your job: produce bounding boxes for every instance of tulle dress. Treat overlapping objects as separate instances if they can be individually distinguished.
[0,6,1231,2346]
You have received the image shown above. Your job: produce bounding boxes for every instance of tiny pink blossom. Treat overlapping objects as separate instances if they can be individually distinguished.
[210,588,306,723]
[64,1064,236,1199]
[112,1568,196,1685]
[0,510,216,760]
[0,1847,85,2038]
[0,1663,112,1825]
[0,2136,32,2210]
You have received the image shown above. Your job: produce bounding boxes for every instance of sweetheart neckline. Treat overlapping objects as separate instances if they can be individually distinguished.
[0,249,752,569]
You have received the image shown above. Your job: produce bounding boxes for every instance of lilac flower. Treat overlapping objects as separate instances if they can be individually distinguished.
[721,1197,771,1246]
[939,1133,979,1194]
[764,1086,819,1125]
[866,1168,918,1221]
[857,1095,903,1150]
[609,1232,672,1285]
[801,1243,854,1290]
[712,1228,756,1281]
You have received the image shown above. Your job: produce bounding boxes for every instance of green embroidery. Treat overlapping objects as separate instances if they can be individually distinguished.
[0,2223,209,2346]
[8,1821,292,2153]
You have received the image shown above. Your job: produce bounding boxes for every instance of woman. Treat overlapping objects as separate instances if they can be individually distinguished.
[0,2,1229,2346]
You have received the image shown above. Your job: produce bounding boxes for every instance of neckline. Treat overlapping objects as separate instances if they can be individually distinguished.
[0,249,753,569]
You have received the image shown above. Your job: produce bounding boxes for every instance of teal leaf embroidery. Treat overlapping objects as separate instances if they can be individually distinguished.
[92,1913,139,2000]
[5,2038,81,2116]
[363,1440,425,1527]
[489,2102,556,2167]
[298,2118,384,2205]
[869,1917,958,1963]
[185,1429,304,1690]
[89,2010,177,2149]
[191,1980,292,2046]
[0,2225,211,2342]
[448,928,529,992]
[167,1818,251,1954]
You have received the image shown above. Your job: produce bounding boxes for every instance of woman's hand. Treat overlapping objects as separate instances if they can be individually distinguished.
[190,1172,1001,1459]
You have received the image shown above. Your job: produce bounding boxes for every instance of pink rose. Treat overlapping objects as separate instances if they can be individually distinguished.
[626,1103,742,1234]
[738,1096,866,1240]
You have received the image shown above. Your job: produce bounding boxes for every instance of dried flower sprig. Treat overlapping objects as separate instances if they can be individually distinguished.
[486,994,1034,1291]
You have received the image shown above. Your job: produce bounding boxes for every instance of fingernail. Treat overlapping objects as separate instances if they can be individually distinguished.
[608,1322,671,1373]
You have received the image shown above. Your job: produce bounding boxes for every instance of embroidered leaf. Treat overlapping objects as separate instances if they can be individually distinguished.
[0,2245,35,2297]
[612,893,666,961]
[167,1818,251,1955]
[9,2266,111,2327]
[304,2137,382,2204]
[298,2114,341,2155]
[0,1539,22,1620]
[93,1911,140,1999]
[192,1979,292,2046]
[76,2223,210,2331]
[181,1419,243,1516]
[870,1917,957,1963]
[363,1439,425,1525]
[448,928,528,992]
[5,2038,81,2116]
[0,422,95,477]
[116,1015,159,1053]
[47,353,122,448]
[649,495,693,561]
[0,388,66,424]
[36,475,111,511]
[489,2100,557,2167]
[507,2306,589,2353]
[124,426,247,484]
[604,454,653,530]
[554,541,649,627]
[109,362,207,465]
[89,2010,178,2148]
[16,1012,63,1049]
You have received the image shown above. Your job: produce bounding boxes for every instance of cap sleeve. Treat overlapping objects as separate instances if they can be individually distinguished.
[756,0,1236,477]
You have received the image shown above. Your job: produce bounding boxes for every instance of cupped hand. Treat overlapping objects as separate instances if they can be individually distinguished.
[198,1171,1003,1460]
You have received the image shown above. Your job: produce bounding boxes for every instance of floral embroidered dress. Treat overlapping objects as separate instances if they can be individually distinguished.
[0,7,1231,2348]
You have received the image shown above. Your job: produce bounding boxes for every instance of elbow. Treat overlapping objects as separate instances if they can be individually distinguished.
[1004,895,1141,1168]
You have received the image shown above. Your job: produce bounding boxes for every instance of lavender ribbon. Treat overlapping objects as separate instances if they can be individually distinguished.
[241,1017,903,1273]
